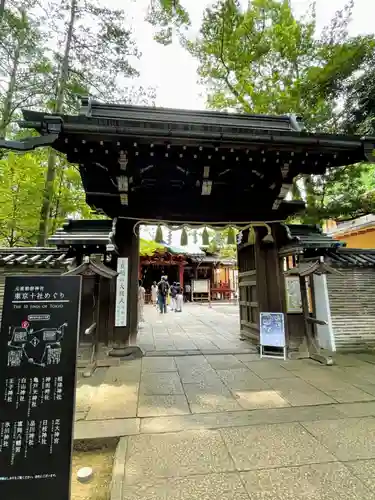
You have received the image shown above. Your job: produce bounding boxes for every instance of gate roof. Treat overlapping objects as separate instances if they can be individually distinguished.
[1,98,373,225]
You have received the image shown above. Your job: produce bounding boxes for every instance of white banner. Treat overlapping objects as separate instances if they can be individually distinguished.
[115,257,128,327]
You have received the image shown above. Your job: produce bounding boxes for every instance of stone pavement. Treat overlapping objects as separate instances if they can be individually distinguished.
[74,304,375,499]
[137,302,249,354]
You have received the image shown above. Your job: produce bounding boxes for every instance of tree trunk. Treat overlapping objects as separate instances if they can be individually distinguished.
[36,0,77,247]
[50,166,65,234]
[0,12,25,139]
[0,0,6,19]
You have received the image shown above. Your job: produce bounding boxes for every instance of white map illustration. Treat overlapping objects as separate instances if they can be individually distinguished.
[7,323,67,368]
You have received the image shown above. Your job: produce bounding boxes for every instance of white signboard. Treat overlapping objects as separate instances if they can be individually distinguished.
[260,312,286,348]
[192,279,210,293]
[115,257,128,327]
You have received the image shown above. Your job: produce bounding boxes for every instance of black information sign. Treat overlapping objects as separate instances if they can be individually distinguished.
[0,275,81,499]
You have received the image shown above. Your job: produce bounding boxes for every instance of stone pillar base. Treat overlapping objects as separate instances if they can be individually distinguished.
[108,345,144,359]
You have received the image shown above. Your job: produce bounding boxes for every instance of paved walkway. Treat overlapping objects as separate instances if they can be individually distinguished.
[74,304,375,499]
[137,302,249,354]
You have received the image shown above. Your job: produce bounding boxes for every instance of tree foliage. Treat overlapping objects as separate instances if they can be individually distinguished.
[0,1,159,247]
[342,68,375,136]
[35,0,150,246]
[0,149,96,246]
[0,6,52,138]
[1,0,375,251]
[146,0,190,45]
[139,239,165,256]
[0,151,45,246]
[186,0,375,223]
[206,227,237,259]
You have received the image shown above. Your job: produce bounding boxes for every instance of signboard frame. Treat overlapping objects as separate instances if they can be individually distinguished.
[285,276,302,313]
[192,279,210,293]
[191,279,211,302]
[259,311,287,360]
[115,257,128,327]
[0,275,81,499]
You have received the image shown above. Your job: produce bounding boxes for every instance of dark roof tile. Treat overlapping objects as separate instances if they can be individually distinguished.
[326,248,375,267]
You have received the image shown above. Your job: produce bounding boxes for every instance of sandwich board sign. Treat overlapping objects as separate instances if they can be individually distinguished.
[259,312,286,360]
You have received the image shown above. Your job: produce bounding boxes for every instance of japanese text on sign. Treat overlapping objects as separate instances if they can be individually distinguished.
[0,275,81,498]
[115,257,128,327]
[260,312,286,348]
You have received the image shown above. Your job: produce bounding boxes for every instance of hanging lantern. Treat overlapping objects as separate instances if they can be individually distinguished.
[248,226,256,245]
[155,225,163,243]
[202,227,210,246]
[227,227,236,245]
[180,227,188,246]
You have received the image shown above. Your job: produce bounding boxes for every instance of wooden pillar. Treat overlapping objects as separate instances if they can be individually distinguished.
[179,263,184,287]
[109,218,140,356]
[254,229,269,314]
[255,226,284,313]
[251,224,286,348]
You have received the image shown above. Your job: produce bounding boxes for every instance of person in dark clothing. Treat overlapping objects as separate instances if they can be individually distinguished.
[157,276,169,313]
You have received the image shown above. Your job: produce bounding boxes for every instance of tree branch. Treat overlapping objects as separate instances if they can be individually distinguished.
[218,10,251,112]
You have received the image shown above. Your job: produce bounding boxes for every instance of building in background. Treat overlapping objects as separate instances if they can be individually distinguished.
[324,215,375,248]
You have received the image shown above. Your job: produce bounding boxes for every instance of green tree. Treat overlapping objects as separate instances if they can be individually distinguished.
[0,147,101,247]
[187,0,373,124]
[186,0,375,223]
[49,156,101,235]
[0,151,46,246]
[146,0,190,45]
[206,227,236,258]
[0,6,51,139]
[341,66,375,136]
[292,164,375,224]
[36,0,143,247]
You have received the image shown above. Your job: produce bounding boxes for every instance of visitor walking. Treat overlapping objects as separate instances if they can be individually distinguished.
[170,282,178,311]
[184,282,191,302]
[157,276,169,314]
[151,281,158,306]
[175,282,183,312]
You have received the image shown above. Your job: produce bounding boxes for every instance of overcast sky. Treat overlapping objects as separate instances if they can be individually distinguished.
[105,0,374,110]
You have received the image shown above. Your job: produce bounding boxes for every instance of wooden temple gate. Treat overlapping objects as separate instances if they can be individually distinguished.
[0,97,374,358]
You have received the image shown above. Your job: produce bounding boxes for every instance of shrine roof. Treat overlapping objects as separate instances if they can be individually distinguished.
[0,98,372,224]
[284,259,340,276]
[48,219,113,248]
[325,248,375,267]
[0,247,75,267]
[279,224,345,255]
[191,255,236,265]
[165,243,205,256]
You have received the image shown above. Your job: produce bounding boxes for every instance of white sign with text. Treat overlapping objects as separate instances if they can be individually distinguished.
[115,257,128,327]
